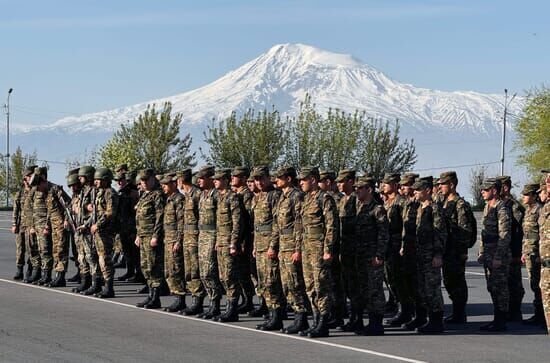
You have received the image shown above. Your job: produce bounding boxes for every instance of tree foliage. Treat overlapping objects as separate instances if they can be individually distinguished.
[0,146,38,203]
[469,165,488,209]
[98,102,196,173]
[515,86,550,177]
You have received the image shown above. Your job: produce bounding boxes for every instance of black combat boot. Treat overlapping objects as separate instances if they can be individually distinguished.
[259,308,283,331]
[507,302,523,322]
[385,303,414,327]
[237,293,255,314]
[282,312,309,334]
[164,295,187,313]
[417,311,444,334]
[36,269,52,286]
[403,306,428,330]
[23,265,34,283]
[338,308,357,332]
[144,287,161,309]
[117,259,135,281]
[523,305,545,326]
[82,274,102,295]
[307,313,330,338]
[359,313,385,336]
[72,274,91,293]
[136,285,149,294]
[200,298,221,319]
[299,312,320,336]
[67,271,81,283]
[480,309,507,332]
[48,271,66,288]
[28,267,41,284]
[248,297,268,317]
[182,295,205,316]
[13,266,24,280]
[216,299,239,322]
[159,280,170,297]
[327,310,345,330]
[136,287,153,308]
[96,279,115,298]
[444,301,467,324]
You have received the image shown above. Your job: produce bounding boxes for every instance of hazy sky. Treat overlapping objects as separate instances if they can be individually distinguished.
[1,0,548,126]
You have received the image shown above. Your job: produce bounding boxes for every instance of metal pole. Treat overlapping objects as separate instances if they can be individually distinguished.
[5,88,12,207]
[500,89,507,176]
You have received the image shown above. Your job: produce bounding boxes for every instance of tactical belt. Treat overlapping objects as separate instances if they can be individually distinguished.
[255,224,272,233]
[542,260,550,268]
[304,226,324,235]
[198,224,216,231]
[280,228,294,235]
[184,225,198,231]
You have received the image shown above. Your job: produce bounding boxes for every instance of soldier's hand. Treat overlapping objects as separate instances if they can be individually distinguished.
[291,251,302,263]
[252,248,257,258]
[42,227,50,236]
[399,247,404,256]
[11,226,18,234]
[86,204,93,213]
[432,255,443,268]
[90,224,98,234]
[30,228,36,235]
[323,252,332,262]
[492,259,502,269]
[173,242,181,253]
[63,221,69,230]
[150,237,158,247]
[267,247,277,259]
[135,236,141,247]
[372,257,383,266]
[229,246,238,256]
[521,254,526,264]
[477,254,484,264]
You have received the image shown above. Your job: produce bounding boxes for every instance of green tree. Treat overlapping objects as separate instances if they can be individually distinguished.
[98,102,196,173]
[515,86,550,176]
[0,146,38,204]
[469,165,487,210]
[201,108,287,168]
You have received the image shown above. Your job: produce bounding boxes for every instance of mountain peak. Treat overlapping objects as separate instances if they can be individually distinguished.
[263,43,364,68]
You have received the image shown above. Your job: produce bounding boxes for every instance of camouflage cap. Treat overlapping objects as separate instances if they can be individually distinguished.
[433,177,440,186]
[438,171,458,184]
[115,164,128,173]
[496,175,512,187]
[66,173,80,187]
[176,168,193,180]
[335,169,356,183]
[381,172,401,184]
[196,165,215,178]
[480,177,501,190]
[138,168,155,181]
[231,166,250,177]
[94,167,113,181]
[541,169,550,174]
[412,176,434,190]
[213,168,231,180]
[24,164,38,177]
[274,166,297,179]
[399,172,419,186]
[160,172,177,184]
[247,175,255,182]
[251,165,270,178]
[31,166,48,185]
[521,183,540,195]
[297,167,320,180]
[68,167,79,176]
[353,176,376,189]
[78,165,95,178]
[319,170,336,181]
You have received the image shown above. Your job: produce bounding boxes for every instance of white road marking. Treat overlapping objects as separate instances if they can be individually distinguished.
[0,278,428,363]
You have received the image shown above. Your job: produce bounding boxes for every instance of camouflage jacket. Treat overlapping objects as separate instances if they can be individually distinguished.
[273,186,303,252]
[12,187,24,229]
[502,196,525,257]
[236,186,254,252]
[522,202,542,257]
[117,183,138,232]
[252,187,281,252]
[480,199,512,261]
[39,182,70,229]
[539,202,549,263]
[415,201,447,258]
[95,187,119,234]
[301,190,339,255]
[77,184,95,230]
[163,191,184,243]
[356,198,389,259]
[443,193,474,256]
[401,197,419,251]
[136,189,165,239]
[183,186,201,235]
[329,190,342,206]
[198,188,218,231]
[384,195,405,249]
[216,189,242,249]
[338,192,357,241]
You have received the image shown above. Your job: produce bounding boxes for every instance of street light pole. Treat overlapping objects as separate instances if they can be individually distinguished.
[500,88,516,176]
[5,88,12,207]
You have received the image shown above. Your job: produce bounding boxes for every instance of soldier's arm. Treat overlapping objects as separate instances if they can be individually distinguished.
[12,190,22,227]
[401,202,417,250]
[268,192,281,251]
[456,199,472,255]
[322,195,338,255]
[271,200,280,251]
[293,192,304,252]
[432,204,446,257]
[375,205,390,259]
[522,207,540,257]
[152,192,165,240]
[95,190,113,231]
[495,203,512,261]
[176,196,185,244]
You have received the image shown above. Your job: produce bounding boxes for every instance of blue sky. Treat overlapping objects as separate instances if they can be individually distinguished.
[1,0,548,126]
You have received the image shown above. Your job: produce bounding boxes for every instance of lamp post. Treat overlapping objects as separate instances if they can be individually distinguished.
[500,89,516,176]
[5,88,12,207]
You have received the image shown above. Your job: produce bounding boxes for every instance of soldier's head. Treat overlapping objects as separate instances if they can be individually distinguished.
[252,165,271,192]
[247,175,258,193]
[521,183,539,205]
[115,164,129,174]
[138,168,156,191]
[543,169,550,194]
[67,173,81,194]
[480,178,501,201]
[496,176,512,196]
[274,166,296,190]
[114,171,127,189]
[176,168,193,189]
[381,173,400,195]
[160,173,177,195]
[94,167,113,188]
[298,167,320,193]
[438,171,458,197]
[354,177,376,202]
[539,180,548,203]
[412,176,433,202]
[213,169,231,190]
[318,170,336,192]
[196,165,215,190]
[23,164,37,187]
[432,178,441,195]
[231,166,249,189]
[31,167,49,191]
[78,166,95,186]
[336,169,356,194]
[399,173,419,197]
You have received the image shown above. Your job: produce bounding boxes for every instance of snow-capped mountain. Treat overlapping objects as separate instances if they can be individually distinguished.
[8,43,525,197]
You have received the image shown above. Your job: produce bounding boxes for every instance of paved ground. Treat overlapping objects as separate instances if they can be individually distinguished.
[0,211,547,362]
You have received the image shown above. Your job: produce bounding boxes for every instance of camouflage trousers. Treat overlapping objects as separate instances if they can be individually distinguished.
[139,234,164,288]
[540,266,550,334]
[482,251,510,313]
[443,252,468,306]
[525,255,542,310]
[279,250,307,313]
[331,244,346,319]
[23,230,41,269]
[358,256,386,315]
[302,240,333,315]
[508,259,525,309]
[164,240,185,295]
[238,248,257,298]
[93,232,115,281]
[15,231,27,268]
[183,231,205,298]
[52,225,69,273]
[341,240,361,309]
[385,243,415,307]
[36,230,53,270]
[76,233,94,276]
[416,256,444,313]
[198,231,222,300]
[67,231,79,271]
[255,250,284,309]
[217,246,241,301]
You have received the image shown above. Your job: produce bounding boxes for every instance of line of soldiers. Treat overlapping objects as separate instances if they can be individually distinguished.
[10,164,550,337]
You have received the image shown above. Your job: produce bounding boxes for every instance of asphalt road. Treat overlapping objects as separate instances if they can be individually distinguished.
[0,211,547,362]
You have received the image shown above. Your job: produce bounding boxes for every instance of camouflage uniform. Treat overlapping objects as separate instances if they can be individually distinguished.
[336,185,358,308]
[235,183,257,300]
[45,182,71,274]
[70,185,89,276]
[77,184,100,277]
[116,175,139,278]
[182,184,205,298]
[22,185,40,271]
[522,194,543,318]
[33,183,53,272]
[93,184,119,283]
[12,188,28,271]
[163,189,186,296]
[539,184,550,333]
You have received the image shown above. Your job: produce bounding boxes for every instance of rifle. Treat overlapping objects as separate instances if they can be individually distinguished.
[59,195,77,233]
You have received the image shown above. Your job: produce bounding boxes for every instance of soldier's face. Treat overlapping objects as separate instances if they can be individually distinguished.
[546,173,550,193]
[318,179,330,191]
[522,194,534,205]
[70,184,79,193]
[540,189,548,203]
[414,188,430,202]
[439,183,450,196]
[214,178,228,190]
[231,175,244,188]
[118,178,127,189]
[275,176,289,189]
[255,175,270,191]
[356,186,367,200]
[481,188,493,201]
[247,180,256,192]
[79,176,87,185]
[94,179,101,188]
[300,177,314,192]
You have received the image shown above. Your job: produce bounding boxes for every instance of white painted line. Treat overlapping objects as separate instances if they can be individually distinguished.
[466,270,529,280]
[0,278,428,363]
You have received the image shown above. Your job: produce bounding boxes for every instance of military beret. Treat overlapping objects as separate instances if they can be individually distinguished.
[274,166,297,179]
[496,175,512,187]
[412,176,434,190]
[159,172,177,184]
[138,168,155,181]
[24,164,38,177]
[353,176,376,188]
[213,168,231,180]
[78,165,95,178]
[399,173,419,186]
[335,169,356,183]
[196,165,215,178]
[521,183,540,195]
[438,171,458,185]
[115,164,128,173]
[251,165,270,178]
[319,170,336,181]
[66,173,79,187]
[231,166,250,177]
[480,177,501,190]
[382,172,401,184]
[297,167,320,180]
